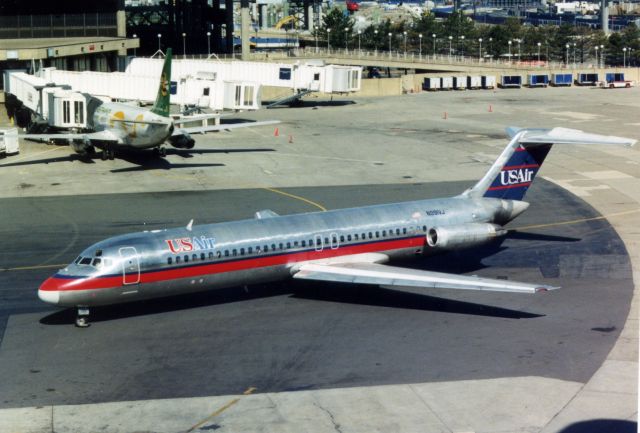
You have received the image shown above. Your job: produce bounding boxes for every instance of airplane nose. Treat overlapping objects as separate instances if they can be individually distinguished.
[38,277,62,305]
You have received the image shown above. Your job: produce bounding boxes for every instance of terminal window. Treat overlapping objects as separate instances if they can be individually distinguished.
[279,68,292,80]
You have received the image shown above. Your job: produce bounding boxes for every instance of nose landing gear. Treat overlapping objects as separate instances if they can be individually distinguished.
[75,307,91,328]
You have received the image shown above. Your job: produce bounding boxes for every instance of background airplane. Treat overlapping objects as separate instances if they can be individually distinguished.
[21,48,278,160]
[37,127,635,326]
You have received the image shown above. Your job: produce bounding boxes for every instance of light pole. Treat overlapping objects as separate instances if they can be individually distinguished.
[432,33,436,59]
[327,28,331,53]
[403,31,407,57]
[478,37,482,61]
[572,42,576,66]
[489,37,493,60]
[448,35,452,61]
[508,40,512,64]
[565,43,569,66]
[157,33,162,52]
[537,41,541,63]
[459,35,465,60]
[344,27,349,53]
[419,34,422,59]
[182,32,187,59]
[132,34,137,57]
[595,45,599,68]
[207,31,211,55]
[374,29,378,56]
[516,38,521,61]
[600,44,604,68]
[623,47,627,67]
[357,30,361,55]
[388,32,392,58]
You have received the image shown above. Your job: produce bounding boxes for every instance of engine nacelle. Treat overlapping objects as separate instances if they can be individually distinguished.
[168,134,195,149]
[426,223,506,250]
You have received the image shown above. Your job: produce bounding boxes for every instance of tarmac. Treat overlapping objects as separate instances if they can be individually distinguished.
[0,85,638,432]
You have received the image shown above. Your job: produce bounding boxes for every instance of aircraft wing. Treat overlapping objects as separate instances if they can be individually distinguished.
[293,261,558,294]
[173,120,280,135]
[21,130,122,143]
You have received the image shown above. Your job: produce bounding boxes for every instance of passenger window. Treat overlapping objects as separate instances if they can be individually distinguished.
[263,245,268,252]
[340,235,345,242]
[271,244,276,251]
[168,257,172,265]
[368,232,373,239]
[332,236,337,243]
[184,255,189,263]
[216,251,222,258]
[232,249,237,256]
[354,234,359,240]
[375,231,380,238]
[422,225,427,232]
[224,250,229,257]
[209,252,214,259]
[193,254,198,261]
[240,248,245,255]
[403,228,407,234]
[309,239,314,246]
[324,237,329,244]
[286,242,291,249]
[294,241,298,247]
[347,234,352,241]
[362,233,366,239]
[248,247,253,254]
[301,240,306,247]
[396,229,400,235]
[176,256,181,263]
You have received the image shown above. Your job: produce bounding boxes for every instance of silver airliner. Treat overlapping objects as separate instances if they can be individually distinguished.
[38,127,635,326]
[22,48,277,160]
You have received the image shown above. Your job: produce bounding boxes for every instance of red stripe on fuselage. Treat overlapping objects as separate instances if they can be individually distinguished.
[42,236,426,292]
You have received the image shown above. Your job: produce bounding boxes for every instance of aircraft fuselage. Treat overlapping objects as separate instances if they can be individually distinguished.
[38,196,516,308]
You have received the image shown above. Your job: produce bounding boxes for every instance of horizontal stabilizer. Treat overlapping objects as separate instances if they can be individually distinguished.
[294,261,558,294]
[506,127,636,146]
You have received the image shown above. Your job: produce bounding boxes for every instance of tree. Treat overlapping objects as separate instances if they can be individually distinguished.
[319,7,354,50]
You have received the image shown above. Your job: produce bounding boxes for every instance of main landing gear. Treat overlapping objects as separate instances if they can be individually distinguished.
[101,145,115,160]
[75,307,91,328]
[153,146,167,157]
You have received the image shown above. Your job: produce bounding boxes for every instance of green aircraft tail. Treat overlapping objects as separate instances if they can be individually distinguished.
[151,48,172,117]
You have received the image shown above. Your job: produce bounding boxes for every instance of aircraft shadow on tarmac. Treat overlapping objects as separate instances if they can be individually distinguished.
[39,279,543,328]
[0,147,275,172]
[263,100,356,109]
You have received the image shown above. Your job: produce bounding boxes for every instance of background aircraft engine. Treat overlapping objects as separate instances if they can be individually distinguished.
[168,135,195,149]
[426,223,506,250]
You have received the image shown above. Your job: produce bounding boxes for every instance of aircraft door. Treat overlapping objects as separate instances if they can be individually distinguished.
[119,247,140,285]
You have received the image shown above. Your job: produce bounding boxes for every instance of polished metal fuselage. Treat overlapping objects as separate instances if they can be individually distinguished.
[46,196,510,307]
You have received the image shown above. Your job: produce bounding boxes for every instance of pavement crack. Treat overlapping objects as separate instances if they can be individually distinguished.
[314,402,343,433]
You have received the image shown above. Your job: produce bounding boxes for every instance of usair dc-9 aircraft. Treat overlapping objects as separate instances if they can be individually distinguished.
[39,128,635,326]
[22,48,277,160]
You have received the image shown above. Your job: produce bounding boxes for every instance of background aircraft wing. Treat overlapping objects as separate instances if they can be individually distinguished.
[21,130,121,143]
[173,120,280,135]
[293,261,558,294]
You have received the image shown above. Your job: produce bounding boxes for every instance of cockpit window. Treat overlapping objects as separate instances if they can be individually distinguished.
[74,256,82,264]
[79,257,92,265]
[92,258,102,268]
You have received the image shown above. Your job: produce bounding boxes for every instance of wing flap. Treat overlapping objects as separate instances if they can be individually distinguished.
[294,262,558,294]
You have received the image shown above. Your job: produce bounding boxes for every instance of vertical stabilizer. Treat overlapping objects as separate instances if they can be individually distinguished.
[151,48,172,117]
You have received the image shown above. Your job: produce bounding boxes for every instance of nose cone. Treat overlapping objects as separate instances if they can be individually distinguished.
[38,277,62,305]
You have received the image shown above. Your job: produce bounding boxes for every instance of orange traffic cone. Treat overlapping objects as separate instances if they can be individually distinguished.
[274,127,279,137]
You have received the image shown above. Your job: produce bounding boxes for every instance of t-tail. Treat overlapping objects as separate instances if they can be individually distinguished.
[151,48,172,118]
[464,127,636,201]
